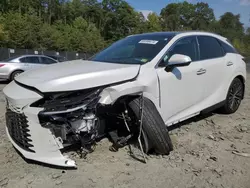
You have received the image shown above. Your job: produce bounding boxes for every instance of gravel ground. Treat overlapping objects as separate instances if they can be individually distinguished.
[0,67,250,188]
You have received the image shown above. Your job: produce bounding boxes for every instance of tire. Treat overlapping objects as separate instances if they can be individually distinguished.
[128,97,173,155]
[10,70,23,81]
[220,78,244,114]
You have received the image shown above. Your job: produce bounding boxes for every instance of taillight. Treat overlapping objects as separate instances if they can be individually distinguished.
[0,64,5,67]
[241,57,247,63]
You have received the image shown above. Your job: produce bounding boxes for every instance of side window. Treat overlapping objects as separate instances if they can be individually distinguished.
[219,40,238,54]
[40,57,57,64]
[23,56,40,64]
[19,57,26,63]
[164,36,199,63]
[198,36,224,60]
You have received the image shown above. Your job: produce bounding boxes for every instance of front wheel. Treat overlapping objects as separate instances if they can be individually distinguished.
[220,78,244,114]
[128,97,173,155]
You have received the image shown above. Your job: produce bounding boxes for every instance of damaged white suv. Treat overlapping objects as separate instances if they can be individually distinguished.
[4,32,246,167]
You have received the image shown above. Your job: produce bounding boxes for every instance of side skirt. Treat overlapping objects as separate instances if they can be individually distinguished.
[166,100,226,127]
[200,100,226,115]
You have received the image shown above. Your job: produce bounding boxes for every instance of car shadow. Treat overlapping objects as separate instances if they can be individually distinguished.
[0,79,9,85]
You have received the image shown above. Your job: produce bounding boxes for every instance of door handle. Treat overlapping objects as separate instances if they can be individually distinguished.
[227,62,233,66]
[196,68,206,75]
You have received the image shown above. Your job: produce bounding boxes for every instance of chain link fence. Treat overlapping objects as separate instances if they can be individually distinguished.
[0,47,94,61]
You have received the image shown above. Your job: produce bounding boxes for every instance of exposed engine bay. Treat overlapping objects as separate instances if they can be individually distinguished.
[33,87,146,160]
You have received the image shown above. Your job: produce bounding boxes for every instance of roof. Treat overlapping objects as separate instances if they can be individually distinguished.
[129,31,226,40]
[129,32,179,38]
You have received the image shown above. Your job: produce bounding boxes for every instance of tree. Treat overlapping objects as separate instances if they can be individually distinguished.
[146,13,161,32]
[219,12,244,41]
[0,0,9,13]
[0,0,249,57]
[160,2,215,31]
[38,23,57,50]
[0,23,8,46]
[101,0,141,41]
[1,13,42,48]
[246,27,250,35]
[191,2,215,30]
[160,3,182,31]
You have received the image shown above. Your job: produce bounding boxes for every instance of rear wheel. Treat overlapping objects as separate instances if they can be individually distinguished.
[128,97,173,155]
[220,78,244,114]
[10,70,23,81]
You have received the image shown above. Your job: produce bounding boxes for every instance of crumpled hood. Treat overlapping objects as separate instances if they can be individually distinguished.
[15,60,140,92]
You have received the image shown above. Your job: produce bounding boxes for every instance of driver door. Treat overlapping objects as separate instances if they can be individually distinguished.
[156,36,204,125]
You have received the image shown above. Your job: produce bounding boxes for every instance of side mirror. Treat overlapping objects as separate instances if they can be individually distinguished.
[167,54,192,68]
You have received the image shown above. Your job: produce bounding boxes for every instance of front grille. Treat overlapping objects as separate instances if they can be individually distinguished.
[6,109,35,153]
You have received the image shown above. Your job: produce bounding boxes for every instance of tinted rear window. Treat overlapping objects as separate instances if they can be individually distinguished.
[198,36,224,60]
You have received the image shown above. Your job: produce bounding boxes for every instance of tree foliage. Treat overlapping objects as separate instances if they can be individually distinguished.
[0,0,249,56]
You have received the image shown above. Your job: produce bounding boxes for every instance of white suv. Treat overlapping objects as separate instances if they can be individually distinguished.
[3,31,246,167]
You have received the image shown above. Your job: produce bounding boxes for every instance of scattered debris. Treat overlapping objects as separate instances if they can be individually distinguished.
[230,144,237,150]
[192,168,202,176]
[236,125,248,133]
[0,178,9,187]
[218,136,225,140]
[205,119,215,125]
[232,169,237,175]
[196,132,201,136]
[208,135,215,140]
[240,127,248,132]
[88,178,96,183]
[232,151,250,157]
[209,156,218,161]
[55,180,62,185]
[234,135,243,139]
[52,174,62,179]
[27,179,33,185]
[213,168,223,177]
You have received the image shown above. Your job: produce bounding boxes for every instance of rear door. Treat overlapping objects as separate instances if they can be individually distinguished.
[20,56,41,70]
[197,36,227,103]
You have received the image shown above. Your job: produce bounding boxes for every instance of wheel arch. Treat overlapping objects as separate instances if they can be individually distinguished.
[98,81,163,119]
[234,74,245,99]
[9,69,24,80]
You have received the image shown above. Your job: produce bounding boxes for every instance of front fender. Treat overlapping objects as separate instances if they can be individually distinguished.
[99,81,144,105]
[98,81,164,118]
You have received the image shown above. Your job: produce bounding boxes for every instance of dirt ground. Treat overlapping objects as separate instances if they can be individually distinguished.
[0,68,250,188]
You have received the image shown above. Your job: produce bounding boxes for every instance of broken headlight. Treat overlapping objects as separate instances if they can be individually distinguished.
[31,87,102,114]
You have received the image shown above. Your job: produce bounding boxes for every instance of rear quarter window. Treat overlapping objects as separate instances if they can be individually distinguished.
[219,40,238,54]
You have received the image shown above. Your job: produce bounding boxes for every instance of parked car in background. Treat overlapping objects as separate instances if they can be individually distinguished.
[46,55,68,62]
[0,54,58,80]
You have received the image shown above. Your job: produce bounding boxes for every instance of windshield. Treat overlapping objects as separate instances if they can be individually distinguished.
[91,35,173,65]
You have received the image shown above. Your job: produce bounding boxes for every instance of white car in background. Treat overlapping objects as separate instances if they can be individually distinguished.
[3,31,246,167]
[0,55,58,80]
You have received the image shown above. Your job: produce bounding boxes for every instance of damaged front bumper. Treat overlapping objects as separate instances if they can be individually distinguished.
[4,81,76,167]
